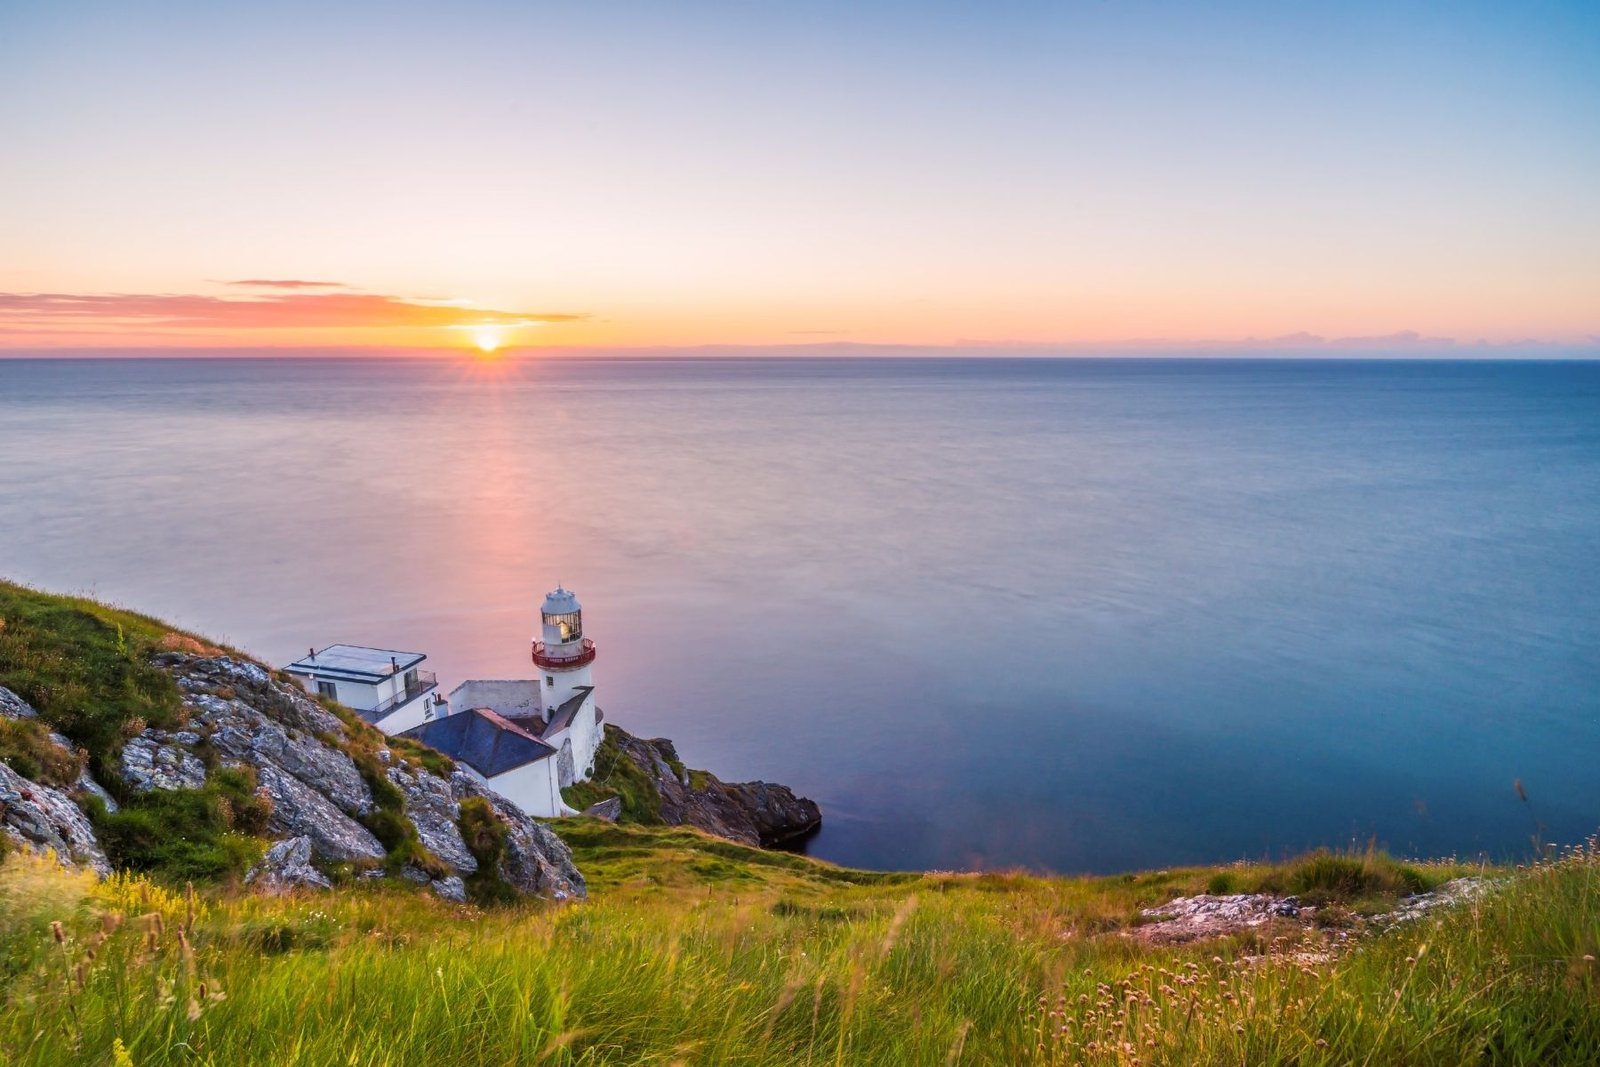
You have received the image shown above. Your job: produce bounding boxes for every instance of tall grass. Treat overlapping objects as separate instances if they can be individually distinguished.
[2,830,1594,1065]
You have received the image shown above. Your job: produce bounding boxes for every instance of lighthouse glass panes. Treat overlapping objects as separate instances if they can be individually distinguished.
[544,610,582,642]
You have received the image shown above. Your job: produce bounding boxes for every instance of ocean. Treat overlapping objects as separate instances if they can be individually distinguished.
[2,356,1597,873]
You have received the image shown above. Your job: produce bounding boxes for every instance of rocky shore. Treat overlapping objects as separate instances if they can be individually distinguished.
[596,727,822,848]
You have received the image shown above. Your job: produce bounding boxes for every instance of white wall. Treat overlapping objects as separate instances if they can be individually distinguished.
[373,693,440,736]
[292,675,380,710]
[538,662,594,717]
[485,758,572,818]
[448,679,539,719]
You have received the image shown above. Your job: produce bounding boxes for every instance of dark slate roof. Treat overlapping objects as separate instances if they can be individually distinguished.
[546,687,593,733]
[400,708,555,777]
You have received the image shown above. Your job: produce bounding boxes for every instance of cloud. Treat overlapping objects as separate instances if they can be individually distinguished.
[0,290,586,331]
[224,279,352,289]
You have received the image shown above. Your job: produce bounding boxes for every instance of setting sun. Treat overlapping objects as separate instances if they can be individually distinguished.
[473,328,502,354]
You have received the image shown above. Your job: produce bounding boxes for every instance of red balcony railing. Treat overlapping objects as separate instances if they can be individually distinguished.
[532,637,596,670]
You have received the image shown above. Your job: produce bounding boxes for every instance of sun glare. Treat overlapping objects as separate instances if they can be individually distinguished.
[473,328,502,355]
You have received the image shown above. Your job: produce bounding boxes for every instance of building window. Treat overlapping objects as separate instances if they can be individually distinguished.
[546,675,555,687]
[316,680,338,700]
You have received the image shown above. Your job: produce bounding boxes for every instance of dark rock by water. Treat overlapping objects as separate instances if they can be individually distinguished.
[591,725,821,848]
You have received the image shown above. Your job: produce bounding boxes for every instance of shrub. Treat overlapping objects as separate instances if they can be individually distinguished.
[0,718,82,787]
[1206,870,1240,895]
[457,796,518,905]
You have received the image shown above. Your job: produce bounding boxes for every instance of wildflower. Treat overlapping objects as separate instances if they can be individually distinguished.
[50,921,65,944]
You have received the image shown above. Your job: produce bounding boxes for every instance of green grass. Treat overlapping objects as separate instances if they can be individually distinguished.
[0,580,189,771]
[1,830,1594,1066]
[561,724,666,822]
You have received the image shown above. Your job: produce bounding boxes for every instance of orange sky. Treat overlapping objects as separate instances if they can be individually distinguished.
[2,3,1596,355]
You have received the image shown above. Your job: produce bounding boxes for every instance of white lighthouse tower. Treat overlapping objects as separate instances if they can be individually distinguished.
[533,585,596,715]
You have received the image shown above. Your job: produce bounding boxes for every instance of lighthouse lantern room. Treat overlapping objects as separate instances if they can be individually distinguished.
[532,585,597,714]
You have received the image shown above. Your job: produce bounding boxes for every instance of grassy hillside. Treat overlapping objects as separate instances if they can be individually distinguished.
[2,824,1597,1065]
[3,578,1597,1063]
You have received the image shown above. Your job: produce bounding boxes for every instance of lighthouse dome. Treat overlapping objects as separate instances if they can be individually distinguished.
[541,586,581,615]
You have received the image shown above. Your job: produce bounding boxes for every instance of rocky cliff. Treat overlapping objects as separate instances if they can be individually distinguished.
[569,725,821,848]
[1,651,585,902]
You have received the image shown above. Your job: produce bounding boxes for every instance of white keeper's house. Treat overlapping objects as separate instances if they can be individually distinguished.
[284,644,443,734]
[285,585,606,819]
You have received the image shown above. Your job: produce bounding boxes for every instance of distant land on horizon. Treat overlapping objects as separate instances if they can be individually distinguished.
[5,339,1600,361]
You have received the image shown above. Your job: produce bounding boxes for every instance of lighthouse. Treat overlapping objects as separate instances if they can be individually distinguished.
[532,585,596,718]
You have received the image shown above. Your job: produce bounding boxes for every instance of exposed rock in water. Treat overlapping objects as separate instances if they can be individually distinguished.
[0,759,111,875]
[245,836,332,892]
[602,726,822,848]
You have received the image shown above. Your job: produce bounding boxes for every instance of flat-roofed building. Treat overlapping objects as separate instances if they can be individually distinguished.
[284,644,442,734]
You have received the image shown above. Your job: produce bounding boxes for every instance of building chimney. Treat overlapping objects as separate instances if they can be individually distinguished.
[308,647,316,660]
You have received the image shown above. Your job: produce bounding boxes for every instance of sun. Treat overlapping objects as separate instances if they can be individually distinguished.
[473,328,503,355]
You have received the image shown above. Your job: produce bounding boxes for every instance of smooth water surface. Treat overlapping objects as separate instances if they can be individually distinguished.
[3,357,1597,873]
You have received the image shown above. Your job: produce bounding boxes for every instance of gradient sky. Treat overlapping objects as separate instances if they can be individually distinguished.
[1,1,1597,352]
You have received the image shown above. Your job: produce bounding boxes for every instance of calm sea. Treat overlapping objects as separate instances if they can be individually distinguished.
[3,357,1597,873]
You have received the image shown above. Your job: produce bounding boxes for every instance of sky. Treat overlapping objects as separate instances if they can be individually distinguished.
[1,1,1597,354]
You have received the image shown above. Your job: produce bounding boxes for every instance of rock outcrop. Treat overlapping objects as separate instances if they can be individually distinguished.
[245,835,332,892]
[1132,878,1497,945]
[0,686,112,874]
[135,652,585,899]
[451,770,586,899]
[0,758,112,875]
[604,727,822,848]
[0,653,584,900]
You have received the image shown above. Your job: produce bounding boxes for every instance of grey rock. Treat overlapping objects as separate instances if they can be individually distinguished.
[75,767,119,814]
[0,685,39,720]
[430,875,467,903]
[582,797,623,821]
[1382,878,1495,925]
[387,763,476,874]
[1136,894,1307,944]
[121,732,208,792]
[156,653,348,738]
[254,762,384,862]
[191,693,371,817]
[399,864,431,884]
[0,760,110,875]
[0,687,118,814]
[450,771,586,899]
[245,836,332,892]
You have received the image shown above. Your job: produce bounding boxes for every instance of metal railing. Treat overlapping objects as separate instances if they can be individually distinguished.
[361,670,438,720]
[531,638,596,670]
